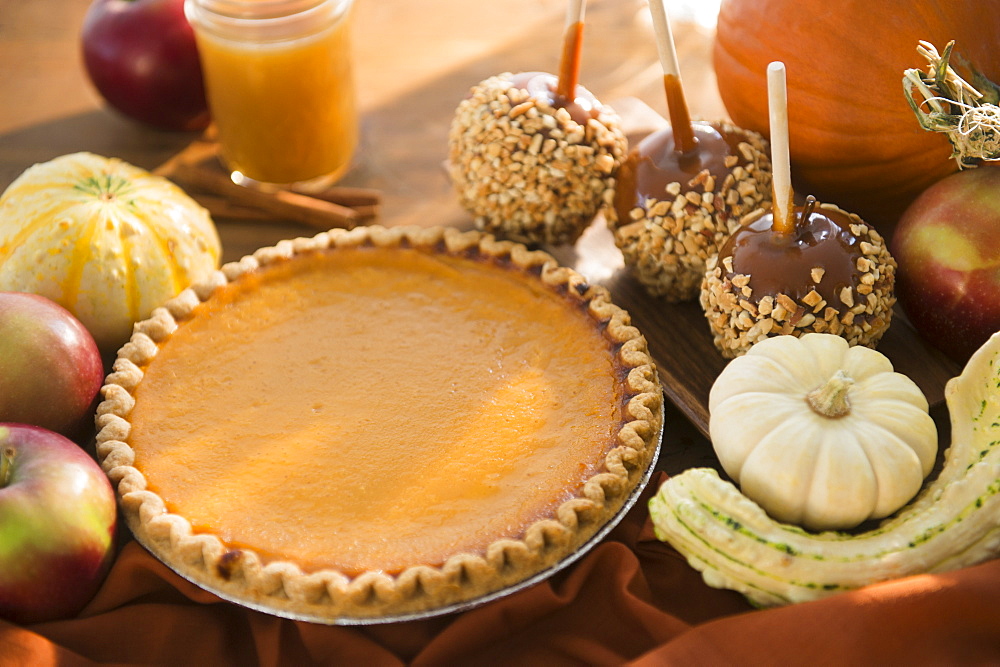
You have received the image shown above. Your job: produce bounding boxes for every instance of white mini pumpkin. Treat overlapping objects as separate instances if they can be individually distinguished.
[708,333,938,530]
[0,152,221,352]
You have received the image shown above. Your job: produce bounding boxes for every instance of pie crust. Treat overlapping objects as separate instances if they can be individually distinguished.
[94,225,664,621]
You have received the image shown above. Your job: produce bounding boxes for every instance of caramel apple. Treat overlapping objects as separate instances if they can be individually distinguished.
[611,119,770,301]
[447,1,627,246]
[700,62,896,358]
[608,0,770,302]
[701,196,896,357]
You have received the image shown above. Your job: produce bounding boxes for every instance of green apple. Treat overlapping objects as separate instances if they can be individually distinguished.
[0,423,117,624]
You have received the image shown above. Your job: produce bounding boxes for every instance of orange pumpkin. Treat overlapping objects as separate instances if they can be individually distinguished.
[713,0,1000,238]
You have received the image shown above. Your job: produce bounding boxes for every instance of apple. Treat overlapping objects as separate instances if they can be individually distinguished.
[0,293,105,437]
[0,424,117,625]
[81,0,209,131]
[891,167,1000,364]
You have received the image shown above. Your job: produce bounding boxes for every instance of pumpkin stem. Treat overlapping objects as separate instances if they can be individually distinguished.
[904,40,1000,167]
[75,174,133,203]
[806,370,854,418]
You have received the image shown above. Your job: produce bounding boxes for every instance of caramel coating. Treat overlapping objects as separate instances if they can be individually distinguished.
[448,72,628,246]
[700,201,896,358]
[609,121,771,302]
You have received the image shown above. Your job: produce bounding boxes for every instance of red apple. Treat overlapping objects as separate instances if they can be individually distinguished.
[891,167,1000,364]
[0,292,105,437]
[0,424,117,625]
[81,0,209,131]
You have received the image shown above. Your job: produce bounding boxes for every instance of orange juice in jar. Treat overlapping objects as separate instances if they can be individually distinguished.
[186,0,357,190]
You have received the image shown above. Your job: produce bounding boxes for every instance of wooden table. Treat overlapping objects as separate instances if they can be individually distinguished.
[5,3,996,663]
[0,0,959,466]
[1,0,738,472]
[1,0,724,235]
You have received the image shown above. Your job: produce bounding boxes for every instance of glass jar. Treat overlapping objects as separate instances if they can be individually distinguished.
[185,0,358,190]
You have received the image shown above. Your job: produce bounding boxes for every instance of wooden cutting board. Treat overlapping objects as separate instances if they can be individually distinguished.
[550,220,961,441]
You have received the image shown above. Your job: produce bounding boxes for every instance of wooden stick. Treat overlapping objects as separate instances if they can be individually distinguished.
[647,0,696,153]
[171,162,361,230]
[768,61,795,235]
[555,0,586,103]
[564,0,585,30]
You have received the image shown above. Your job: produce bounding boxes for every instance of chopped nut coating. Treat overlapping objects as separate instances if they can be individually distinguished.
[700,203,897,358]
[448,73,627,246]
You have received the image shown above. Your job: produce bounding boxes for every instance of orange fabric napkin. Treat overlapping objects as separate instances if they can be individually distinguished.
[3,472,999,665]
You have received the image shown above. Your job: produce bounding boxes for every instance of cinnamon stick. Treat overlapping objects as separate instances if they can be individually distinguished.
[191,194,275,222]
[344,204,380,221]
[289,184,381,208]
[170,162,362,230]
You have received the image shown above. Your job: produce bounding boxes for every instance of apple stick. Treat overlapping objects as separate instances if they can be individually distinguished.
[768,61,795,235]
[555,0,586,103]
[647,0,696,153]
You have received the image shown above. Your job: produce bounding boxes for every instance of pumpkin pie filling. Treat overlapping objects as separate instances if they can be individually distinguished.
[97,226,663,620]
[126,245,625,576]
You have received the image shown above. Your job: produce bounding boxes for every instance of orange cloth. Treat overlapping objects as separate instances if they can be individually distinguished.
[4,473,1000,665]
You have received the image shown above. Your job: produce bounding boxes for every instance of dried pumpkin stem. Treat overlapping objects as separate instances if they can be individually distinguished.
[806,370,854,419]
[903,39,1000,167]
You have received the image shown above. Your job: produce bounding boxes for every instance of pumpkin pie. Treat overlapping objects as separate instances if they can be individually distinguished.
[95,225,663,622]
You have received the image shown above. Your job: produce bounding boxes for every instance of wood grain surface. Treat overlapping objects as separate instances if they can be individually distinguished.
[0,0,961,473]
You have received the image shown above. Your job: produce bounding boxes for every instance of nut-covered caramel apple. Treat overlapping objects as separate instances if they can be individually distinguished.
[701,196,896,358]
[447,2,627,246]
[609,0,770,301]
[611,116,770,301]
[448,72,626,246]
[702,63,896,358]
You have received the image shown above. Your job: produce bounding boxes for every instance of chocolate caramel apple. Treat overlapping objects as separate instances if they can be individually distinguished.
[609,0,770,302]
[447,1,627,246]
[700,63,895,358]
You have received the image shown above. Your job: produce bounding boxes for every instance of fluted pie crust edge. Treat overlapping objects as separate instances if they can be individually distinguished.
[94,225,664,622]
